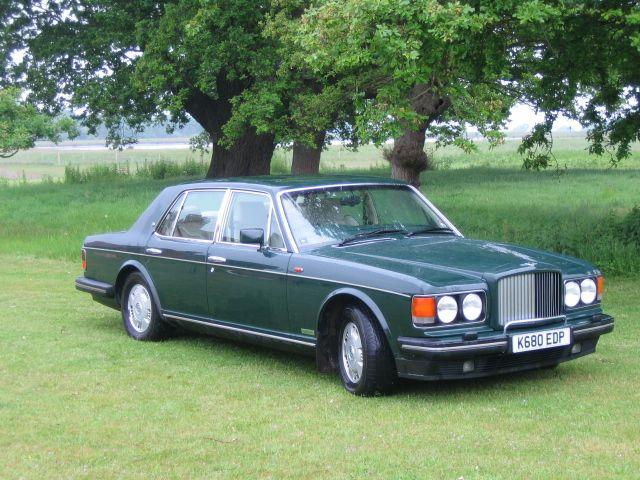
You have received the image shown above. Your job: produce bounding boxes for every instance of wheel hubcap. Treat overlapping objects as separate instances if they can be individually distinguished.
[341,322,363,383]
[127,284,152,333]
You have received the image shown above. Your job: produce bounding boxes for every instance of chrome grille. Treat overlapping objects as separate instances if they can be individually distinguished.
[497,272,562,326]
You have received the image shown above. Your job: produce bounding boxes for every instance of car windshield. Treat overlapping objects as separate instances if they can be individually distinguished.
[281,185,452,250]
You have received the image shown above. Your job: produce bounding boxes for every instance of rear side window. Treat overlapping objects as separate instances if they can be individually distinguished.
[157,190,226,241]
[156,193,185,236]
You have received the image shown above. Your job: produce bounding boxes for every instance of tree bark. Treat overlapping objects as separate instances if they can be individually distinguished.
[291,130,326,175]
[206,128,275,178]
[385,84,451,187]
[186,86,276,179]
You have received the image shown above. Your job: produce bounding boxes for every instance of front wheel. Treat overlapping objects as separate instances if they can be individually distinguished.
[338,305,396,396]
[121,272,170,341]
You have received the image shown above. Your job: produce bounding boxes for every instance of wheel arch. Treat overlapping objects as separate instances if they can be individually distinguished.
[315,287,396,373]
[115,260,163,316]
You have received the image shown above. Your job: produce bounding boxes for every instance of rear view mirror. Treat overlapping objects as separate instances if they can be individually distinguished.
[239,228,264,246]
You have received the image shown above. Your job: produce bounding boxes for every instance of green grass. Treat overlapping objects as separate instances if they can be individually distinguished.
[4,136,640,182]
[0,162,637,276]
[0,255,638,478]
[1,142,639,478]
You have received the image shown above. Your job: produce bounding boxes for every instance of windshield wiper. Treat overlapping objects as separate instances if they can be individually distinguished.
[406,226,455,237]
[337,228,408,246]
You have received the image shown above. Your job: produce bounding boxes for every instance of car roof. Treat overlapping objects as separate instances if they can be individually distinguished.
[174,174,407,193]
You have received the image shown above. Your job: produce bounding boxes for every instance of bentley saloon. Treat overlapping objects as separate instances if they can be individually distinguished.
[76,176,614,395]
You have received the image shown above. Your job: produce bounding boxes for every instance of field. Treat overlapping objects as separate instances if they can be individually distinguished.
[1,138,639,478]
[4,136,640,182]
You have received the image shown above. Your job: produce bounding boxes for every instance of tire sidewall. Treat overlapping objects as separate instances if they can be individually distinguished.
[338,308,369,395]
[121,273,158,340]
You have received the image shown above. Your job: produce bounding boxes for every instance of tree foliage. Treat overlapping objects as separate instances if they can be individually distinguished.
[0,88,77,158]
[2,1,639,178]
[288,0,640,177]
[2,1,288,176]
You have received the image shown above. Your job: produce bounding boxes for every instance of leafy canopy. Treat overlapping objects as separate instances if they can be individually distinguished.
[289,0,640,166]
[0,88,77,158]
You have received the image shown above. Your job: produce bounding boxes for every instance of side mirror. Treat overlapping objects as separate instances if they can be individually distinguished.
[239,228,265,246]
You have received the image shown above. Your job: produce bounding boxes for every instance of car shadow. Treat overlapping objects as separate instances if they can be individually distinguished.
[92,314,574,397]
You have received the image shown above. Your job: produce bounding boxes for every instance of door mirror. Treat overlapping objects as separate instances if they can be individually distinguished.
[239,228,264,246]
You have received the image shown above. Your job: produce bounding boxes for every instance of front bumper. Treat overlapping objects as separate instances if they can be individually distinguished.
[396,314,614,380]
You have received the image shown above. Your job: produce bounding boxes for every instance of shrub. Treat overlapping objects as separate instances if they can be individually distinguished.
[64,163,128,183]
[619,206,640,248]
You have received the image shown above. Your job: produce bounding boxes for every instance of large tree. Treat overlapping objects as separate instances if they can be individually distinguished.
[1,1,289,177]
[0,88,77,157]
[220,1,358,176]
[291,0,640,185]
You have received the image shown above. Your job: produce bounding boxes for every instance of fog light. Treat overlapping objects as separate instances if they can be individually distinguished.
[463,360,475,373]
[571,343,582,354]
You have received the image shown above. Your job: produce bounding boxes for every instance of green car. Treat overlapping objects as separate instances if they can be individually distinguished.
[76,176,614,395]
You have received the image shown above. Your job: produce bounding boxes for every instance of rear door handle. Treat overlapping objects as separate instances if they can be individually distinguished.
[145,248,163,255]
[207,255,226,263]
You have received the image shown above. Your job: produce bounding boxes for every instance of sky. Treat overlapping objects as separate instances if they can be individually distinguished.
[507,103,582,132]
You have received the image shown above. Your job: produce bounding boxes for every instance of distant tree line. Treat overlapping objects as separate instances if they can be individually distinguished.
[1,1,639,184]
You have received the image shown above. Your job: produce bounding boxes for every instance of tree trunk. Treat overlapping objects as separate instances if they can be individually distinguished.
[385,84,451,187]
[291,130,326,175]
[186,86,276,179]
[206,127,275,178]
[385,128,430,186]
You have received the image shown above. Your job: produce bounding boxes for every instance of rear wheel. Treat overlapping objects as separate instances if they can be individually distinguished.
[121,272,170,341]
[338,305,396,395]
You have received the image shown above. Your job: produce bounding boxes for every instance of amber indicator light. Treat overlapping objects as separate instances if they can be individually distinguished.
[81,249,87,270]
[412,296,436,319]
[597,275,604,299]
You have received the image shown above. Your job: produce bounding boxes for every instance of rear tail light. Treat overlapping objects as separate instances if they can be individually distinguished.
[81,248,87,270]
[412,296,436,325]
[597,275,604,301]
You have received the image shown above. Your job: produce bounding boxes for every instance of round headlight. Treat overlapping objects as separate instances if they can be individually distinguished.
[580,278,597,304]
[437,296,458,324]
[565,281,580,307]
[462,293,483,321]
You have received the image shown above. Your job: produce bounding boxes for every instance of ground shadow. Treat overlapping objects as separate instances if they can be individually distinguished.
[91,312,579,398]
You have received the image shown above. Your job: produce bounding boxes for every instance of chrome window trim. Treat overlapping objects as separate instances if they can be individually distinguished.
[216,189,288,252]
[155,191,186,237]
[407,184,463,237]
[276,182,463,253]
[154,188,230,244]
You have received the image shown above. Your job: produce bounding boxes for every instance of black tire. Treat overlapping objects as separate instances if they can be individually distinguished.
[338,304,397,396]
[121,272,170,341]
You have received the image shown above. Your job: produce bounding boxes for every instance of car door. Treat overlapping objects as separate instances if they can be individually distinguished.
[144,189,228,318]
[206,190,291,333]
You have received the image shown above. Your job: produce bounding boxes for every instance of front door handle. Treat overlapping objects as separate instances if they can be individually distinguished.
[145,248,162,255]
[207,255,226,263]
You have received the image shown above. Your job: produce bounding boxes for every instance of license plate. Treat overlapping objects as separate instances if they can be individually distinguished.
[511,328,571,353]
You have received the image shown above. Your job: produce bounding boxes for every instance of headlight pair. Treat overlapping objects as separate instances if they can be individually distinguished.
[412,291,485,327]
[564,276,603,308]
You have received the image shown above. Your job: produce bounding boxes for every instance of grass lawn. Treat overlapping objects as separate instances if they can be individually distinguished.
[0,255,638,478]
[1,142,639,478]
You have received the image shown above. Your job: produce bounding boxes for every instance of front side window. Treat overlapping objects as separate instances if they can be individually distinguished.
[157,190,225,241]
[281,185,450,250]
[222,192,271,244]
[268,211,286,249]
